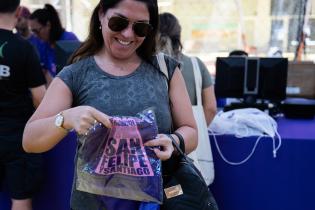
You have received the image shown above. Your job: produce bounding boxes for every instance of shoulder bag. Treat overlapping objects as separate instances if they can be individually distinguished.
[188,57,215,185]
[156,53,218,210]
[161,134,218,210]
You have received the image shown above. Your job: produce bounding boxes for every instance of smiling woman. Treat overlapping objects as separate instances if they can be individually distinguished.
[96,0,152,62]
[22,0,198,210]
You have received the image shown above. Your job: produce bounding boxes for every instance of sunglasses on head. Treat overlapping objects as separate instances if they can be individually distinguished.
[107,16,153,37]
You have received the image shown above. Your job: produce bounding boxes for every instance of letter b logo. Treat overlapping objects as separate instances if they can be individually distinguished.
[0,65,10,77]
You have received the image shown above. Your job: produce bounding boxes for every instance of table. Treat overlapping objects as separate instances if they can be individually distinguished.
[209,117,315,210]
[0,132,77,210]
[1,118,314,210]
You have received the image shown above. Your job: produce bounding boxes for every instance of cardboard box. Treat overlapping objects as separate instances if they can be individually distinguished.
[286,61,315,99]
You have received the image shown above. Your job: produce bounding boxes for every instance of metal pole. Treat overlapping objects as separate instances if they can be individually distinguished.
[65,0,72,31]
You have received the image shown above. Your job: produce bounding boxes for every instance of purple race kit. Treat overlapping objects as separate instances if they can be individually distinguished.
[76,109,163,204]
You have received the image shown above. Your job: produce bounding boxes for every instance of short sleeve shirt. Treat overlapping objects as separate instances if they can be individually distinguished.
[0,29,45,138]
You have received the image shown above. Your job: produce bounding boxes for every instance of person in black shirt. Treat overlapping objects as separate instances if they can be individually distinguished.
[0,1,46,210]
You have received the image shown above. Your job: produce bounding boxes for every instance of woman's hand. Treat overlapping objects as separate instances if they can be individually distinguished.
[144,134,174,161]
[62,106,112,135]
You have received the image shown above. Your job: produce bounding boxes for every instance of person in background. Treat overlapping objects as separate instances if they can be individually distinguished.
[157,12,219,190]
[157,12,217,126]
[229,49,248,57]
[221,49,249,106]
[22,0,197,209]
[15,6,45,65]
[16,6,36,40]
[0,0,46,210]
[29,3,79,84]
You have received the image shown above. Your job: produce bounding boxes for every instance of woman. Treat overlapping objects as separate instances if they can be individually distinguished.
[157,12,217,124]
[29,4,78,82]
[23,0,197,209]
[157,12,218,186]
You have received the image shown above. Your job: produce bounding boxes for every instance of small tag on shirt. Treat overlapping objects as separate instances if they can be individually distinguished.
[164,184,183,199]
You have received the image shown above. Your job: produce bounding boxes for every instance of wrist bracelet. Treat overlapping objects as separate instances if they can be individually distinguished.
[173,132,185,154]
[166,134,180,155]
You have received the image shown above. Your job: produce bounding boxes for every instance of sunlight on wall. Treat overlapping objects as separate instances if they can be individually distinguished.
[21,0,315,69]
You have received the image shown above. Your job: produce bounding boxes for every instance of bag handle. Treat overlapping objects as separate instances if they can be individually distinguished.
[156,52,169,80]
[167,134,208,185]
[166,134,186,158]
[191,57,202,106]
[173,131,185,153]
[156,53,169,91]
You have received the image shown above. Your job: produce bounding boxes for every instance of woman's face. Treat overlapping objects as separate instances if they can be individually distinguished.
[99,0,150,60]
[29,19,50,42]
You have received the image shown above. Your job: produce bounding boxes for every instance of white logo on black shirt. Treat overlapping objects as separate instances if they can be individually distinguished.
[0,64,10,79]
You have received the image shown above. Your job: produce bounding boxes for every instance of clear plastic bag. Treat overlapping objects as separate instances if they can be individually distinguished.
[76,109,163,204]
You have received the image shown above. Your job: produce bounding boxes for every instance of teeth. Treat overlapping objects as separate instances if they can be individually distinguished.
[118,39,131,45]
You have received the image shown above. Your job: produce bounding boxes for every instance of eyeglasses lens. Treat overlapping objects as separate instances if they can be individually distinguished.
[133,22,152,37]
[32,27,42,35]
[108,16,129,32]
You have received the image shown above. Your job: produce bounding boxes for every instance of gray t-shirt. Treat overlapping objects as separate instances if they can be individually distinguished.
[57,55,179,210]
[180,53,213,105]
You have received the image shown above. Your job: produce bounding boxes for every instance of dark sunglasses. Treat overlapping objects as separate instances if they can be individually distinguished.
[108,16,153,37]
[31,26,43,35]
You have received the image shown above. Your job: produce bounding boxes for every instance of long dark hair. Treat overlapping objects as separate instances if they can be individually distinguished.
[158,12,183,59]
[30,4,64,44]
[70,0,158,63]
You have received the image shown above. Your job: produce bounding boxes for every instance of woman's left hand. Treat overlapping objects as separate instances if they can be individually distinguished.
[144,134,174,161]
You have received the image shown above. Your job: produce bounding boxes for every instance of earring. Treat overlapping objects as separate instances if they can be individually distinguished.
[99,25,102,30]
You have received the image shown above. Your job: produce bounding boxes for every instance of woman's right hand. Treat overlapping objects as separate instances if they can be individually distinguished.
[62,106,112,135]
[144,134,174,161]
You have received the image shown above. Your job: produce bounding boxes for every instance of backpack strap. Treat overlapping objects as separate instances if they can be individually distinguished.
[156,52,169,79]
[156,52,169,90]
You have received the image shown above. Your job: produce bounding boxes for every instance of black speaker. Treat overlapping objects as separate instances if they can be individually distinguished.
[281,98,315,119]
